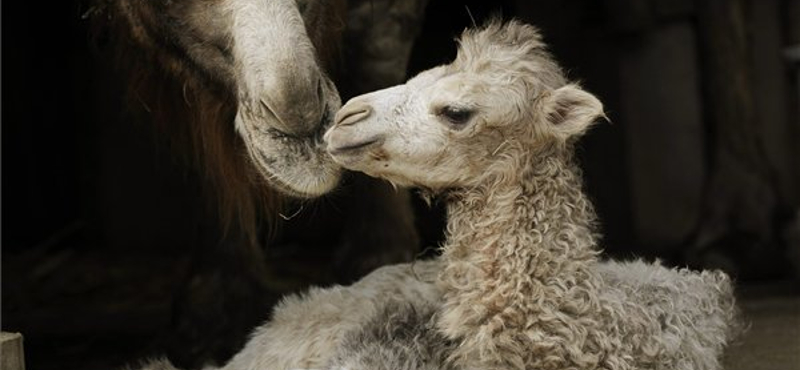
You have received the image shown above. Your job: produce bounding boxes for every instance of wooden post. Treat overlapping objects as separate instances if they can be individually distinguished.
[688,0,780,275]
[617,20,706,252]
[0,332,25,370]
[787,0,800,203]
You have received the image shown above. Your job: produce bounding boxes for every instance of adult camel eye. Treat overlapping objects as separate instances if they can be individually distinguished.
[437,105,475,126]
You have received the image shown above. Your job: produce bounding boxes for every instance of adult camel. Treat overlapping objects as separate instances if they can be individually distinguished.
[90,0,428,367]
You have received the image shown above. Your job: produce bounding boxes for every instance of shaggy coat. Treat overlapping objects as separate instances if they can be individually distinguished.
[437,155,738,370]
[130,260,442,370]
[324,301,455,370]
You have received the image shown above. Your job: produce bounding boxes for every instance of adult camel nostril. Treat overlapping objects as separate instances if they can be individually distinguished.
[334,101,372,127]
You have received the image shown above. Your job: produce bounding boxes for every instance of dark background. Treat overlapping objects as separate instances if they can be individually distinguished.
[3,1,799,369]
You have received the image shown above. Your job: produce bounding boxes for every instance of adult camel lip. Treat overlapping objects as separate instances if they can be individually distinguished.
[238,100,343,198]
[245,129,342,198]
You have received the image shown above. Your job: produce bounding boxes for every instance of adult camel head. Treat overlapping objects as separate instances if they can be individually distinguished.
[101,0,346,199]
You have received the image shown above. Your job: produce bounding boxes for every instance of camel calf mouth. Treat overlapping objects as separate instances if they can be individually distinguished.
[327,136,385,156]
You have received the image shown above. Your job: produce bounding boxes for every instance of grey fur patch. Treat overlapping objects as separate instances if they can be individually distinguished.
[326,301,456,370]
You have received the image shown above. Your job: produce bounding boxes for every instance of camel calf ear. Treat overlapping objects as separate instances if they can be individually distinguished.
[544,84,605,138]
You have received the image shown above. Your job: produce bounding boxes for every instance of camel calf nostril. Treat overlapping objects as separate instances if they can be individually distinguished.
[335,101,372,127]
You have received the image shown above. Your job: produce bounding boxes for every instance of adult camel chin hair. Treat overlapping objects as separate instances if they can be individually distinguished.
[89,0,427,367]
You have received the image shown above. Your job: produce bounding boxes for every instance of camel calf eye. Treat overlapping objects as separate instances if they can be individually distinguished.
[437,105,475,126]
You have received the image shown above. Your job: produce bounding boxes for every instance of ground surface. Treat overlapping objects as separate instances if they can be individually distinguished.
[3,246,799,370]
[724,283,800,370]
